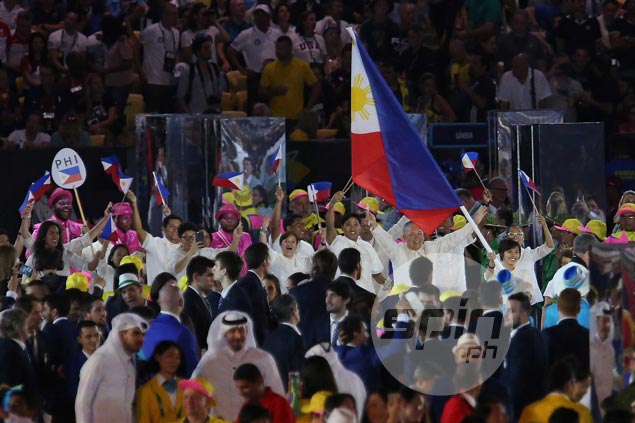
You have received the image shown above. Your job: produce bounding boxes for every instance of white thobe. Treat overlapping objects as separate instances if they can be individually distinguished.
[193,346,284,421]
[75,342,136,422]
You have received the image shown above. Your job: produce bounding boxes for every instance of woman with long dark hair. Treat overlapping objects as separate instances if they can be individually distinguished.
[136,340,186,422]
[22,202,113,280]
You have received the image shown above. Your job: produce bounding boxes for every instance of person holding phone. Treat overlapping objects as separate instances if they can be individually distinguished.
[167,221,241,280]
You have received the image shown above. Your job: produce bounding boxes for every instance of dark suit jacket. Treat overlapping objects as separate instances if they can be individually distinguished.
[64,349,88,398]
[183,286,213,350]
[105,293,129,327]
[141,313,200,377]
[235,271,273,345]
[334,275,376,321]
[505,324,547,421]
[289,274,331,347]
[542,318,590,373]
[206,291,222,320]
[262,324,306,391]
[0,338,39,405]
[42,318,78,367]
[217,283,252,319]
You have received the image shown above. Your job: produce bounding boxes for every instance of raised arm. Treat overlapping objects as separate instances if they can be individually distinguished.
[127,191,148,244]
[271,186,284,243]
[326,191,344,244]
[538,214,554,249]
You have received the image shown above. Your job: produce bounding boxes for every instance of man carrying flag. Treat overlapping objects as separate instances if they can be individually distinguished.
[346,28,461,237]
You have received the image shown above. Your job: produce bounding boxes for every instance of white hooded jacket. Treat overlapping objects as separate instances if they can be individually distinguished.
[75,313,148,423]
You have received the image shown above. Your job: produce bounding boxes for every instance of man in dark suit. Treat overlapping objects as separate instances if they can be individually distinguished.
[262,294,306,391]
[65,320,101,399]
[440,296,468,347]
[41,292,78,421]
[141,283,199,376]
[14,296,48,385]
[504,292,546,422]
[542,288,590,374]
[183,255,216,350]
[289,249,337,346]
[233,243,274,345]
[214,250,253,318]
[0,309,39,407]
[336,248,376,321]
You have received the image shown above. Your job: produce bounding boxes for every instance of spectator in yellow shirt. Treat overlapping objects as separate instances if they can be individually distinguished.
[259,36,320,121]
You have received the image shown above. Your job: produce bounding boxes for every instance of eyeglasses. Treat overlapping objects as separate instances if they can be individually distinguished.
[508,232,524,237]
[622,215,635,219]
[181,235,196,241]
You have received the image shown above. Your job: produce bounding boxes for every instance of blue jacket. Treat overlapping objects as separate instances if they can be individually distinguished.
[140,313,199,377]
[289,274,331,346]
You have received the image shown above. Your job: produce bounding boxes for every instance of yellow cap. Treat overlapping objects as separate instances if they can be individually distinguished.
[120,255,143,273]
[301,391,332,414]
[178,275,189,292]
[332,202,345,215]
[289,189,308,201]
[554,218,584,235]
[66,272,91,292]
[440,291,462,302]
[234,186,253,207]
[578,219,607,241]
[452,215,467,230]
[222,192,235,206]
[390,283,412,296]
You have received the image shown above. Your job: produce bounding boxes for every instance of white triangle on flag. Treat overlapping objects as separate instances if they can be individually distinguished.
[120,177,133,194]
[229,173,244,191]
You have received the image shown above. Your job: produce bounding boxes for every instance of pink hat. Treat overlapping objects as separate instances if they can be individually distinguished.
[113,202,133,216]
[215,204,241,220]
[178,377,216,404]
[617,203,635,216]
[48,188,73,208]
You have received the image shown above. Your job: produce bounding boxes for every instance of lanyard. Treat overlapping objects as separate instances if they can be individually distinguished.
[196,60,217,99]
[160,24,175,53]
[303,35,322,62]
[61,30,78,52]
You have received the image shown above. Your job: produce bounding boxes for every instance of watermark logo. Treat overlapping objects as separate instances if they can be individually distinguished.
[371,253,512,396]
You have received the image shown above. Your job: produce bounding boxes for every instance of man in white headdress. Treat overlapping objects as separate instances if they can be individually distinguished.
[75,312,148,423]
[305,342,367,421]
[192,311,284,421]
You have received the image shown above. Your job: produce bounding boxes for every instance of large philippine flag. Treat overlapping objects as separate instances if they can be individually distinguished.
[347,28,460,233]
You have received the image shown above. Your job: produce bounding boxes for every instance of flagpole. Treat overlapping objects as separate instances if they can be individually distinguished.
[523,185,540,214]
[342,177,353,194]
[313,199,322,229]
[473,169,487,191]
[459,205,502,269]
[278,169,281,188]
[73,187,88,226]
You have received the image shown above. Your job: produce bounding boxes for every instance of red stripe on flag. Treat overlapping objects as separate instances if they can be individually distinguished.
[351,132,396,206]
